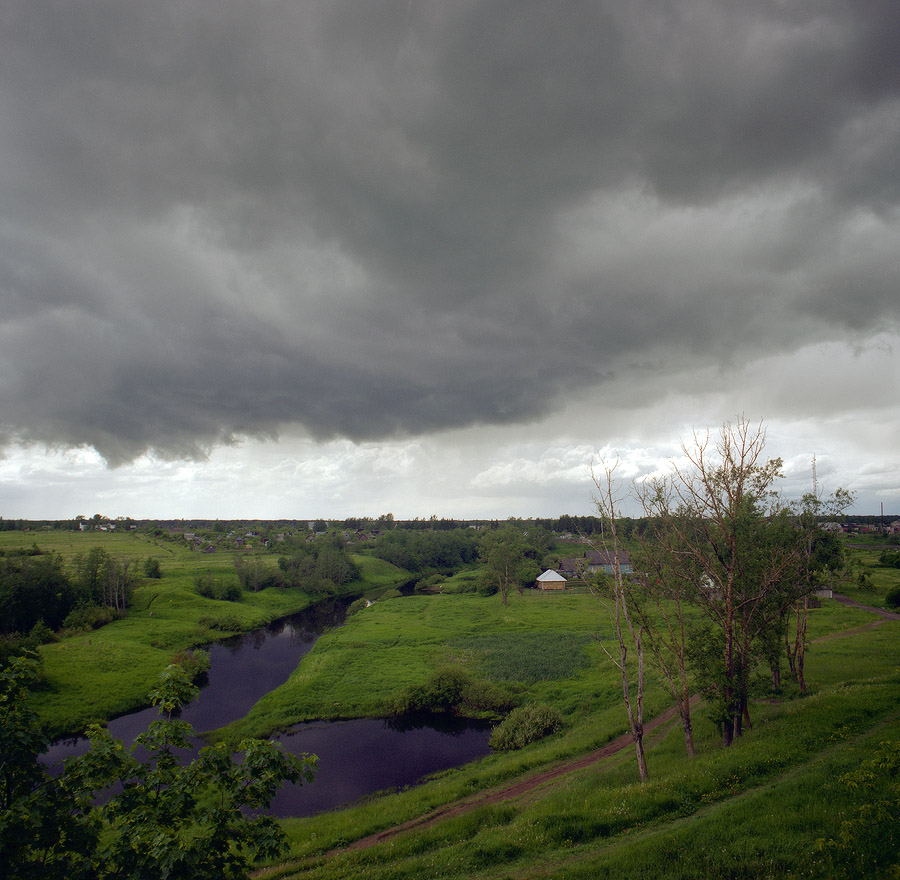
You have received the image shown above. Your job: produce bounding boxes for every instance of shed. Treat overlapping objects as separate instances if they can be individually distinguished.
[536,569,567,591]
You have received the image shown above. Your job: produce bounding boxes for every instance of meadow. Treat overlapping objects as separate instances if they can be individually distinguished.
[262,589,899,880]
[0,529,408,736]
[4,528,899,877]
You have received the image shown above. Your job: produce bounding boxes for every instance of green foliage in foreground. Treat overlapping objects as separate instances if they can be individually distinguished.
[1,659,315,880]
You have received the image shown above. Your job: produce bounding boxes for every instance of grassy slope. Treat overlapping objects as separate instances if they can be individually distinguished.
[0,531,409,736]
[262,584,899,879]
[7,531,899,876]
[212,590,657,743]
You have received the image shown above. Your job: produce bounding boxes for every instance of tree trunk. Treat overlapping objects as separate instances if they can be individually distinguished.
[680,693,695,758]
[796,595,809,695]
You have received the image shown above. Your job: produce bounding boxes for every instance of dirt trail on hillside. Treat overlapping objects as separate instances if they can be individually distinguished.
[257,597,898,875]
[831,593,900,621]
[334,702,685,855]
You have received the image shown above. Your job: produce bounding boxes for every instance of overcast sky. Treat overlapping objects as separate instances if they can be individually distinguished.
[1,1,898,520]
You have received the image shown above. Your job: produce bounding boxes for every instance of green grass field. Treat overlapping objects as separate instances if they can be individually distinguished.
[1,530,409,736]
[4,530,899,877]
[212,590,650,744]
[262,593,899,880]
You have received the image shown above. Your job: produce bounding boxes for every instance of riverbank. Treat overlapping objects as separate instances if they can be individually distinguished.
[263,595,900,879]
[23,533,409,738]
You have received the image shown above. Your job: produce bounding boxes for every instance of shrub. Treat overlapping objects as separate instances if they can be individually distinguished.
[194,575,242,602]
[489,703,563,750]
[142,556,162,578]
[886,587,900,609]
[346,597,369,616]
[62,604,116,632]
[171,648,211,680]
[390,666,516,717]
[380,589,403,599]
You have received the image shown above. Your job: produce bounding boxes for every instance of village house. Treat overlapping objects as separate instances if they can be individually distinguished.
[585,549,634,575]
[536,569,567,591]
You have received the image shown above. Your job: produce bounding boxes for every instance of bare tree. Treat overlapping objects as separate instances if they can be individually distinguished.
[591,460,648,782]
[633,477,696,758]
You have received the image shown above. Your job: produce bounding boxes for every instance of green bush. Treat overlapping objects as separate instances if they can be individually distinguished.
[346,597,369,616]
[142,556,162,578]
[194,575,242,602]
[389,666,516,717]
[489,703,563,750]
[62,604,116,632]
[171,648,211,680]
[380,589,404,599]
[886,587,900,609]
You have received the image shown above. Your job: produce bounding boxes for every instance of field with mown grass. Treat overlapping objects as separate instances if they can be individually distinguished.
[0,530,409,736]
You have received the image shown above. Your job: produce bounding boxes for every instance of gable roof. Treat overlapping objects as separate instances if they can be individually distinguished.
[585,549,632,566]
[536,569,566,582]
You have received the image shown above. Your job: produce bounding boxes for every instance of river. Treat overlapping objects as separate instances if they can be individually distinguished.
[42,596,492,817]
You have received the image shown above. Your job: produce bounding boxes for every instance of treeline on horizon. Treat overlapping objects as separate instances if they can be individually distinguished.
[3,511,896,535]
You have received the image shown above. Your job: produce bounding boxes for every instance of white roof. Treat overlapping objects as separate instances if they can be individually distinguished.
[537,569,566,582]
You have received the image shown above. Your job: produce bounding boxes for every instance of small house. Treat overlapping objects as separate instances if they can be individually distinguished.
[585,549,634,575]
[536,569,567,591]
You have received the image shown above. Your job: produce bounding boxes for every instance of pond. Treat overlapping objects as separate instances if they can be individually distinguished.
[42,596,493,817]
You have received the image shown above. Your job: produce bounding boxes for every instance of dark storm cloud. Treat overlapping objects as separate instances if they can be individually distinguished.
[1,0,898,462]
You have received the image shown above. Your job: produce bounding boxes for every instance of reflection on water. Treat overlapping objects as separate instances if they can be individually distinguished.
[42,597,351,766]
[41,596,494,816]
[268,716,491,817]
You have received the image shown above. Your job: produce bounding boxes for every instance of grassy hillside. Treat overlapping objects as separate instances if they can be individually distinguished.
[0,530,410,736]
[251,576,900,880]
[5,529,899,876]
[213,590,665,742]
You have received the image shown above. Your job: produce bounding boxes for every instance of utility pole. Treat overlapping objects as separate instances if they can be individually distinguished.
[811,454,818,497]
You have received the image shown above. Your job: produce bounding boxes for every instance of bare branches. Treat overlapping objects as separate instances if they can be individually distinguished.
[591,458,648,782]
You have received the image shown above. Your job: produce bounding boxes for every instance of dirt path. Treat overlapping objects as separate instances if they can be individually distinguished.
[832,593,900,621]
[332,702,686,855]
[257,597,898,875]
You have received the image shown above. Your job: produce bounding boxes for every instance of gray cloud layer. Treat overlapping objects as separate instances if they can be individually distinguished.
[2,1,898,463]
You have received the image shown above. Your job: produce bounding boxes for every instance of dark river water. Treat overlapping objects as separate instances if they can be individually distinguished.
[42,597,492,817]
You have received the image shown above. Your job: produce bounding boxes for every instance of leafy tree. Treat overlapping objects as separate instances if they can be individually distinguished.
[0,553,78,634]
[0,661,316,880]
[635,418,801,746]
[478,526,530,606]
[783,489,853,694]
[1,656,99,879]
[142,556,162,579]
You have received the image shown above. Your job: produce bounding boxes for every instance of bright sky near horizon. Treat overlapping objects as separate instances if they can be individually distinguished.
[1,2,898,520]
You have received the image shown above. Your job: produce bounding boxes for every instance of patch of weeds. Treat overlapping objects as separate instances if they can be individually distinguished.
[457,632,592,683]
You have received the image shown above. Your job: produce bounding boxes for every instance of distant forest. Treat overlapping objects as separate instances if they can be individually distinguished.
[1,512,897,535]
